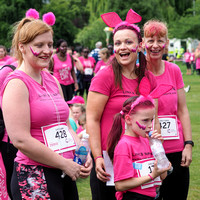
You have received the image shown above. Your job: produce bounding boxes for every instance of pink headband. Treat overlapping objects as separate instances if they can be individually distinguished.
[128,77,173,115]
[26,8,56,26]
[101,9,142,34]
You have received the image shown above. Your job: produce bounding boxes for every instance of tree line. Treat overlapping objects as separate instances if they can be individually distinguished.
[0,0,199,50]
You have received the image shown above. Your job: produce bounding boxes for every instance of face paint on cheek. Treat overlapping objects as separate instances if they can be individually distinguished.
[30,47,40,57]
[114,49,116,53]
[162,43,166,49]
[131,45,138,53]
[145,44,149,50]
[136,121,146,130]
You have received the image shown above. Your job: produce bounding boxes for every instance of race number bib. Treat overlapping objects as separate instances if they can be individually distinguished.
[42,122,76,154]
[84,68,93,75]
[158,115,179,140]
[133,158,161,189]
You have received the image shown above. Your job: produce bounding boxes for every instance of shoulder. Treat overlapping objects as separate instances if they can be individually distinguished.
[165,61,182,74]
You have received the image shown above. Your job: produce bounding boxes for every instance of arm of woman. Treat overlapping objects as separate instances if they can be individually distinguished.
[73,57,83,73]
[71,67,78,91]
[177,88,192,167]
[86,91,110,182]
[2,79,81,181]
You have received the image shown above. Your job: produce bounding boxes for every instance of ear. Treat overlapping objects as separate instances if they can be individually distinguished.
[18,43,25,54]
[137,42,143,52]
[125,114,132,125]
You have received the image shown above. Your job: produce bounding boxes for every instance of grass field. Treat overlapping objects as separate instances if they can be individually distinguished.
[77,61,200,200]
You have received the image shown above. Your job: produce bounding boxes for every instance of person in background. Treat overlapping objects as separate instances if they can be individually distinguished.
[86,9,157,200]
[143,19,193,200]
[77,113,87,139]
[50,39,78,101]
[107,96,171,200]
[79,47,96,97]
[195,43,200,75]
[107,44,115,62]
[94,48,110,74]
[190,48,196,75]
[1,16,92,200]
[90,41,102,63]
[184,49,191,75]
[0,45,11,68]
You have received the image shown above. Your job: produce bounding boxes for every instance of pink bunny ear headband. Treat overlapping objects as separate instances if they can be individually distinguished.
[26,8,56,26]
[125,77,173,115]
[101,9,142,34]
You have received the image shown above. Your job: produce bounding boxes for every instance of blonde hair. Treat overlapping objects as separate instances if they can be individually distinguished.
[143,20,168,38]
[12,17,53,66]
[99,48,110,59]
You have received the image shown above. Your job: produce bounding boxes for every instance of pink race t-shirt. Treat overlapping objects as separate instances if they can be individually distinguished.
[0,55,11,68]
[94,60,109,74]
[89,65,156,151]
[114,135,156,199]
[53,53,74,86]
[184,52,191,62]
[149,61,185,154]
[190,53,195,62]
[1,70,74,166]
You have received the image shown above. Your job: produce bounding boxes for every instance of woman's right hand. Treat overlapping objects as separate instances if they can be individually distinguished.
[95,157,111,182]
[63,159,82,181]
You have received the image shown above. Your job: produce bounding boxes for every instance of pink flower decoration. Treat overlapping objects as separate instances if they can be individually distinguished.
[26,8,39,19]
[42,12,56,26]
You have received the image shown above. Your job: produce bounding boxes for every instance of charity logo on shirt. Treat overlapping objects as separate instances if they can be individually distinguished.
[59,64,70,80]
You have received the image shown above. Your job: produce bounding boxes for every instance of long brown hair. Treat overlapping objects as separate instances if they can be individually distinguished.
[107,96,154,162]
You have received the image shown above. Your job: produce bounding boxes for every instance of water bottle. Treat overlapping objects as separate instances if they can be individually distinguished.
[73,133,90,165]
[148,131,170,169]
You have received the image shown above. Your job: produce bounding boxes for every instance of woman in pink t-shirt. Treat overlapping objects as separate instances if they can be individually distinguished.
[143,20,193,200]
[184,49,191,75]
[1,16,92,200]
[86,9,157,200]
[51,39,79,101]
[94,48,110,74]
[195,43,200,75]
[79,47,96,96]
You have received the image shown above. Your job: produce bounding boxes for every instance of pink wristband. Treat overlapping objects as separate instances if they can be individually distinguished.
[148,174,154,181]
[94,156,103,162]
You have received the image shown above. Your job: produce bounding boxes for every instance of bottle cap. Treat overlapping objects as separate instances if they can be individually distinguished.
[148,131,153,137]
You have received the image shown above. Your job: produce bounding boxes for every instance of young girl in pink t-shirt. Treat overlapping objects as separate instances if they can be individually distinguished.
[107,94,171,200]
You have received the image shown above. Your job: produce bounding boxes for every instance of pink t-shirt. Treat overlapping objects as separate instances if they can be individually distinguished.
[89,65,156,151]
[94,60,109,74]
[184,52,191,62]
[0,152,9,200]
[1,70,74,166]
[79,56,96,81]
[53,53,74,86]
[195,50,200,69]
[149,61,185,154]
[114,135,156,199]
[190,53,195,62]
[4,57,18,68]
[0,55,11,68]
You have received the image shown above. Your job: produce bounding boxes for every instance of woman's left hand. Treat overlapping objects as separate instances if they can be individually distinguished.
[181,145,192,167]
[74,82,79,91]
[79,153,93,178]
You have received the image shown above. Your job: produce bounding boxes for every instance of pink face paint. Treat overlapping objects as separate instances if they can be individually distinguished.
[30,47,40,57]
[131,45,138,53]
[162,43,166,49]
[136,121,146,130]
[145,44,149,50]
[114,49,116,53]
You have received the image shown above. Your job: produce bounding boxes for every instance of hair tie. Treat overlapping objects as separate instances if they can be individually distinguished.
[120,110,124,115]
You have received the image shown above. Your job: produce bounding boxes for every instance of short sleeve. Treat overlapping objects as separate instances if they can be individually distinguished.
[174,64,184,89]
[89,66,113,96]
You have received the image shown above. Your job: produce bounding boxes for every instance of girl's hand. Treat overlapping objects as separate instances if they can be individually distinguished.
[151,160,172,179]
[146,130,164,143]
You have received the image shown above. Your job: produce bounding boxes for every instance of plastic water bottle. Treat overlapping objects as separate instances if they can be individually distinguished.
[73,133,90,165]
[148,131,170,169]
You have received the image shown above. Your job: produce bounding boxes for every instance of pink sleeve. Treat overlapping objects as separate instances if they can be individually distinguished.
[89,66,113,96]
[174,65,184,89]
[94,61,101,74]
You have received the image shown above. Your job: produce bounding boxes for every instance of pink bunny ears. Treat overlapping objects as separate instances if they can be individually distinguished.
[128,77,173,114]
[26,8,56,26]
[101,9,142,34]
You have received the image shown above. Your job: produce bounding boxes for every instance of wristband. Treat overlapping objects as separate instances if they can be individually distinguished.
[94,156,103,162]
[184,140,194,147]
[148,174,154,181]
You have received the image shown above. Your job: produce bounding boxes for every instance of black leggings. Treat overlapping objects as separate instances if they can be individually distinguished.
[123,192,154,200]
[60,83,74,101]
[11,162,79,200]
[156,151,189,200]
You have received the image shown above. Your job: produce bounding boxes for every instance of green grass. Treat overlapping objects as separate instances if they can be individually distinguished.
[77,61,200,200]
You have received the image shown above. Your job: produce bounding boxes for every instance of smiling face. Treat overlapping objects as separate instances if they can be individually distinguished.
[0,48,6,59]
[114,29,140,68]
[21,31,53,69]
[144,35,168,60]
[126,107,155,138]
